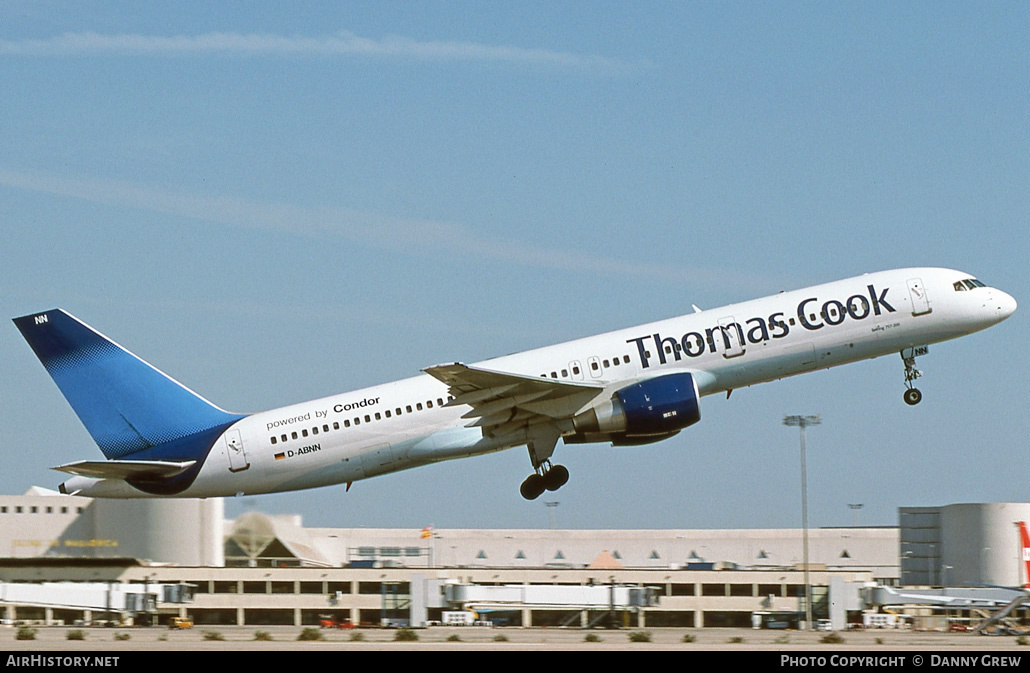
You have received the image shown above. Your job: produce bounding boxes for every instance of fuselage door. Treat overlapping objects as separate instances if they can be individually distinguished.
[569,360,584,381]
[716,317,746,359]
[225,428,250,473]
[359,443,396,478]
[587,356,603,379]
[907,278,932,316]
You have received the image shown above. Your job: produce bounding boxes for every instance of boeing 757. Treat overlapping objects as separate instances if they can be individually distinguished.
[13,267,1016,500]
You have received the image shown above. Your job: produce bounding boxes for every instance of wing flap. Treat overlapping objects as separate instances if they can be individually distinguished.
[446,384,521,407]
[459,390,552,419]
[424,362,604,438]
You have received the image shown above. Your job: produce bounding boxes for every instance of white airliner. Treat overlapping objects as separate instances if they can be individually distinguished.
[14,267,1015,500]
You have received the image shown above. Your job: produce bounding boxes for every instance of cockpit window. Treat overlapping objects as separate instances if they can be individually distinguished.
[954,278,986,291]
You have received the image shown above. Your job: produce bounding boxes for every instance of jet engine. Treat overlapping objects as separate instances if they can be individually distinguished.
[569,372,701,443]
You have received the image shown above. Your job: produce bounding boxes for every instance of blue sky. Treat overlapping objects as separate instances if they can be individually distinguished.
[1,2,1026,531]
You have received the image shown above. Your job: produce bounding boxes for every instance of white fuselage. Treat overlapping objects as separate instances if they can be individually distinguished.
[72,267,1016,498]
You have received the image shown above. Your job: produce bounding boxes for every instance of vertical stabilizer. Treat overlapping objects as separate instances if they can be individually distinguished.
[13,309,244,459]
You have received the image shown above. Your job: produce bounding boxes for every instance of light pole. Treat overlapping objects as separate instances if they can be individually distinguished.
[545,501,559,530]
[848,503,864,528]
[784,414,820,630]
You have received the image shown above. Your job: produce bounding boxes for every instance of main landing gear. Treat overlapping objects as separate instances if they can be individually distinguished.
[520,462,570,500]
[901,347,927,406]
[520,428,570,499]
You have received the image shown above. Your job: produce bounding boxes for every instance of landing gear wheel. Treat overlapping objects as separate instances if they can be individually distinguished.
[903,388,922,406]
[520,473,546,500]
[543,464,570,491]
[900,348,927,407]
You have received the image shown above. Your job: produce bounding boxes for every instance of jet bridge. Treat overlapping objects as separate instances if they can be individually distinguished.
[408,575,660,628]
[0,581,193,625]
[864,585,1029,635]
[444,583,659,610]
[865,585,1025,609]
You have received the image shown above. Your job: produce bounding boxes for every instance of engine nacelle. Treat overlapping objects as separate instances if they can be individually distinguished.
[572,372,701,439]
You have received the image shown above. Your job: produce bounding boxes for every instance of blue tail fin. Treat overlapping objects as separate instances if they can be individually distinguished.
[13,309,244,459]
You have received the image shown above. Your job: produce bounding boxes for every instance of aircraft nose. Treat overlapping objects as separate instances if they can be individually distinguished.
[993,290,1017,321]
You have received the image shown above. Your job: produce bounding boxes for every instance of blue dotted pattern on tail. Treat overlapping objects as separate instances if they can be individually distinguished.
[14,309,246,460]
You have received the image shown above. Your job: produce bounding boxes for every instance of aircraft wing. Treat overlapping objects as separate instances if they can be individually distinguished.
[52,459,197,481]
[423,362,604,438]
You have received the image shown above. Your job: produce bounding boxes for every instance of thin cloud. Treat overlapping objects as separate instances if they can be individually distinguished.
[0,30,633,72]
[0,169,774,291]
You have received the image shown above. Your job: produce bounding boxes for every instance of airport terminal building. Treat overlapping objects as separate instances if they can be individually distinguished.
[0,489,1025,629]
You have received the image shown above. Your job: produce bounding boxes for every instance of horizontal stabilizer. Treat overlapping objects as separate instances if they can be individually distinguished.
[53,459,197,481]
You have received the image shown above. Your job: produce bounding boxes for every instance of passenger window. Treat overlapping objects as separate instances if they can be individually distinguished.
[406,405,413,413]
[354,418,361,426]
[603,360,610,368]
[323,424,329,432]
[333,422,339,430]
[396,408,402,416]
[427,401,433,408]
[344,420,350,428]
[417,403,423,411]
[302,429,308,437]
[385,410,391,418]
[561,369,568,377]
[270,436,277,445]
[623,355,630,364]
[550,372,557,378]
[312,427,319,435]
[364,415,371,423]
[572,366,580,375]
[591,361,599,371]
[291,432,298,440]
[281,434,287,443]
[437,398,444,406]
[375,412,381,421]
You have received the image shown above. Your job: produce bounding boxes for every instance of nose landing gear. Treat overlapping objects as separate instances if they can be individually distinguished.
[901,346,928,405]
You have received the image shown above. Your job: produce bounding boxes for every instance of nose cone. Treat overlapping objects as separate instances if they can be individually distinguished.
[995,290,1017,321]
